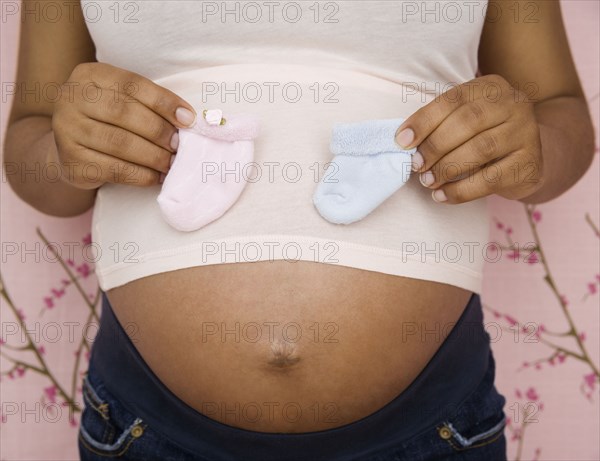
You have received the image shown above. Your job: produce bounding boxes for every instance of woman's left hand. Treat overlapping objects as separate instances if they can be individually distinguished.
[395,74,546,204]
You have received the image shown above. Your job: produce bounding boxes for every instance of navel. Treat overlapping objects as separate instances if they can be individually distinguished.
[267,339,300,369]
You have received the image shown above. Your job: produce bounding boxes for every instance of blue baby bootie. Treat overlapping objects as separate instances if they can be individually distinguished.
[313,118,417,224]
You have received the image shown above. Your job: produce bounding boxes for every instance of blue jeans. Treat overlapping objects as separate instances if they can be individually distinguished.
[78,293,507,461]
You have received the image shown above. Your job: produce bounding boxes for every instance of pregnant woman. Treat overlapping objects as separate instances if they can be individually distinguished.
[4,1,594,460]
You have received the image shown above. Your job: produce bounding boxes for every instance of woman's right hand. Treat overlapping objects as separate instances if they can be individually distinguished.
[51,62,197,189]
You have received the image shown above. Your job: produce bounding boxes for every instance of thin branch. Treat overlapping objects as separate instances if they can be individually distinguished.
[585,213,599,237]
[525,205,599,377]
[496,325,586,363]
[0,349,45,375]
[35,227,99,322]
[0,272,77,412]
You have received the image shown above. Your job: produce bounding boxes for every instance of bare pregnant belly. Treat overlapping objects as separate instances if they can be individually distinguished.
[105,261,472,433]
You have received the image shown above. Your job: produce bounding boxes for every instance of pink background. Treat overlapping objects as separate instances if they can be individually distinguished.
[1,1,598,460]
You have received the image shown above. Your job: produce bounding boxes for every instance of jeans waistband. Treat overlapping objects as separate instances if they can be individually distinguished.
[90,292,491,461]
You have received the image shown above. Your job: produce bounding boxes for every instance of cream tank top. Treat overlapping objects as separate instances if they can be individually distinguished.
[84,0,491,294]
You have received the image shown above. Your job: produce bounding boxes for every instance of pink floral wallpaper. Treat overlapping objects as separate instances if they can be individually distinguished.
[1,1,598,460]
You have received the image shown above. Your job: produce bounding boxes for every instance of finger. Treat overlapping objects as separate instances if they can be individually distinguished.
[429,151,535,204]
[62,143,161,188]
[79,118,173,174]
[80,90,179,154]
[394,81,479,151]
[418,121,519,189]
[415,100,509,174]
[90,63,198,129]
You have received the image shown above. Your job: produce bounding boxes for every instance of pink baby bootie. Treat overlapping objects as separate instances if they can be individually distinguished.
[157,109,260,232]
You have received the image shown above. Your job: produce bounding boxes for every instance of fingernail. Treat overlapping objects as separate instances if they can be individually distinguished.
[159,172,166,184]
[170,132,179,151]
[169,154,176,167]
[175,107,196,127]
[432,189,447,202]
[396,128,415,148]
[411,151,424,172]
[420,170,435,187]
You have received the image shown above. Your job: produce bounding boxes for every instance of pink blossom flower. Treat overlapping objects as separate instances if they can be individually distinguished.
[511,428,521,441]
[51,288,65,298]
[43,297,54,309]
[66,259,75,267]
[0,337,5,345]
[506,249,520,260]
[61,278,70,286]
[583,373,596,390]
[525,387,539,401]
[588,283,597,295]
[77,263,91,278]
[17,309,25,320]
[506,227,513,235]
[16,367,25,377]
[39,346,46,355]
[548,356,555,366]
[535,323,546,338]
[560,294,569,306]
[496,221,504,230]
[44,386,57,403]
[532,210,542,223]
[557,353,567,363]
[579,332,586,342]
[596,274,600,282]
[534,363,542,370]
[82,233,92,245]
[515,389,522,398]
[526,252,539,264]
[522,361,530,368]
